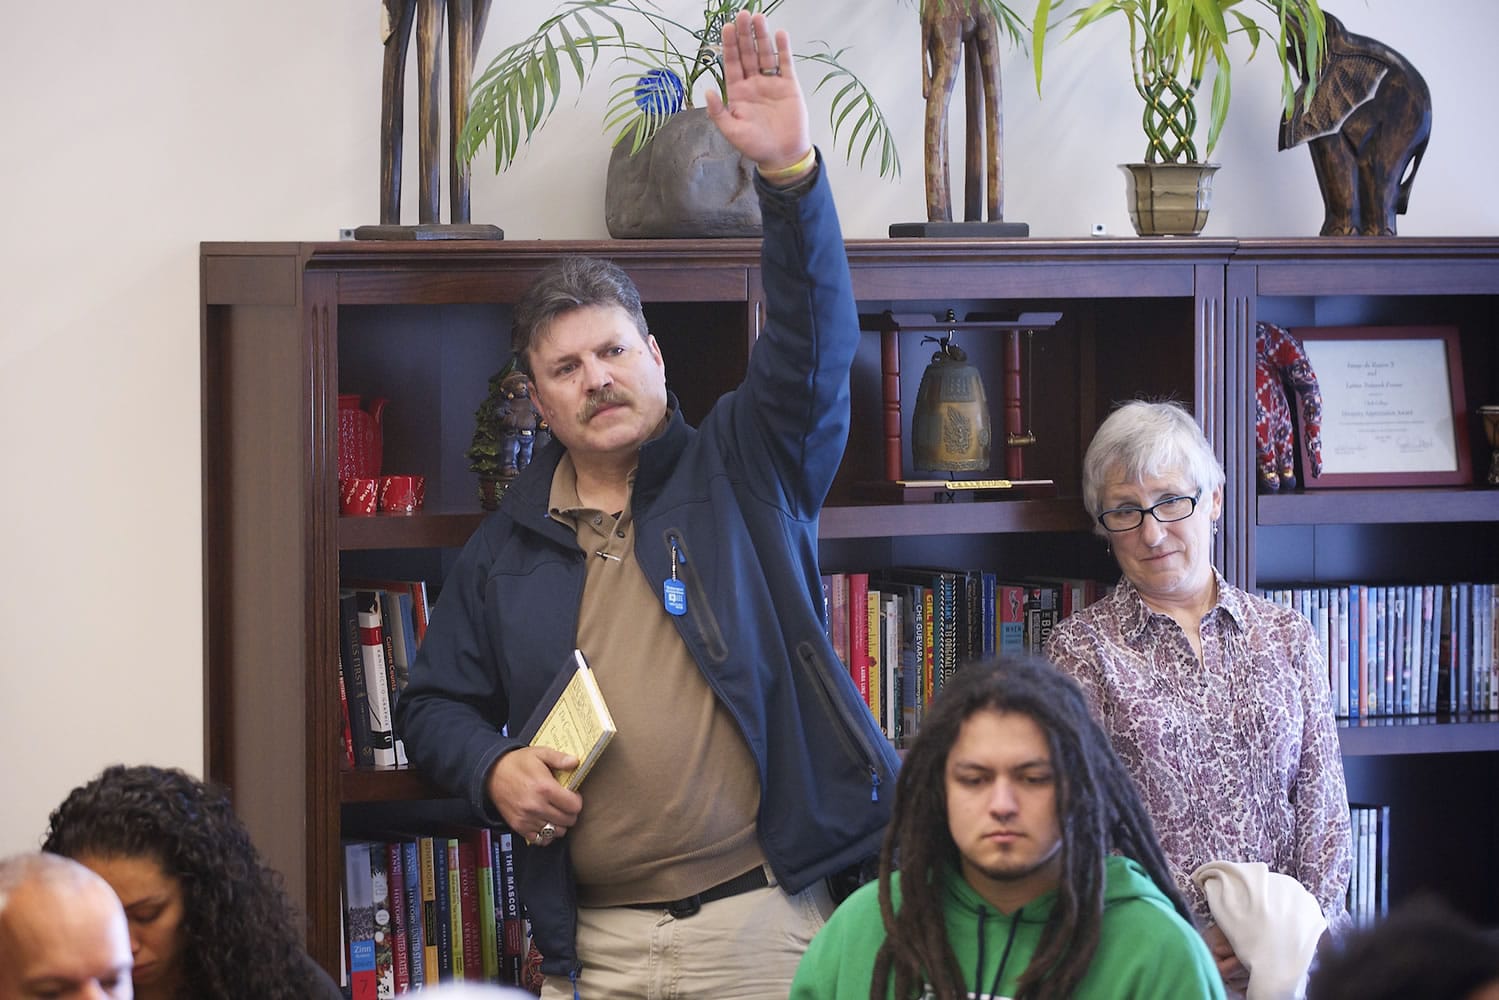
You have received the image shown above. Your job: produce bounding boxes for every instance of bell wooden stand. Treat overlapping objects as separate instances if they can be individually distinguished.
[202,235,1499,976]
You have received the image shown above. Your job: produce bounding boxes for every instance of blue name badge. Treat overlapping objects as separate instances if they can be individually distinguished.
[663,578,687,616]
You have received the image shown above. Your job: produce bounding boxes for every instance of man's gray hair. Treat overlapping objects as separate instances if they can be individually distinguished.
[511,255,649,377]
[1081,399,1225,536]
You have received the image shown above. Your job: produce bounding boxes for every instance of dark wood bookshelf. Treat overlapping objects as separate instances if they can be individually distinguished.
[204,236,1499,973]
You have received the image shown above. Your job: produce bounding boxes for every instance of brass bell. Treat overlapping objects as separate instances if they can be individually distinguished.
[911,333,991,473]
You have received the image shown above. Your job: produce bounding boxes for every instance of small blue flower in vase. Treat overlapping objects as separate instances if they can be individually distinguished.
[633,68,685,116]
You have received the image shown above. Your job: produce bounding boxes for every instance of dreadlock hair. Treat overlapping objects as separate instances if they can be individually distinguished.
[870,654,1189,1000]
[43,764,325,1000]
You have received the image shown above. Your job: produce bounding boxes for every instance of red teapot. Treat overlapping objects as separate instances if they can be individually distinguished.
[338,394,388,481]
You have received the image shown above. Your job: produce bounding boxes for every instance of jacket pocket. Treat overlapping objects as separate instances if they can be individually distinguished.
[795,642,885,803]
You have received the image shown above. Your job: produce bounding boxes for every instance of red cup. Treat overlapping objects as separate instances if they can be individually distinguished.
[340,477,379,517]
[379,474,426,515]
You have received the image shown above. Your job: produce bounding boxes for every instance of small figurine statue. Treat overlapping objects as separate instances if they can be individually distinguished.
[1279,11,1431,236]
[468,366,546,509]
[495,371,540,477]
[1256,321,1324,492]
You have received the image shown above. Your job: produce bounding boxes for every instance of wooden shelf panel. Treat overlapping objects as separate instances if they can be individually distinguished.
[1258,488,1499,526]
[1337,715,1499,756]
[819,498,1092,539]
[340,766,452,803]
[339,511,488,550]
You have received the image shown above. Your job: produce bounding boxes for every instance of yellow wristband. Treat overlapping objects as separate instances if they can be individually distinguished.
[757,148,817,185]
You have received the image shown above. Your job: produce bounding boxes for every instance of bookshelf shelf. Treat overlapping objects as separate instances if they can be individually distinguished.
[1338,715,1499,756]
[338,511,489,550]
[1258,488,1499,526]
[339,765,451,803]
[819,498,1092,539]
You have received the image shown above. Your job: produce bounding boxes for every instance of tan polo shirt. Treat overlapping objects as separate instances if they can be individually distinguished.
[547,454,766,906]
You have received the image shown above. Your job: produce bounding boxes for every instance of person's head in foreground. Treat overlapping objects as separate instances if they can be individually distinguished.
[846,655,1219,1000]
[0,851,133,999]
[1306,896,1499,1000]
[43,764,322,1000]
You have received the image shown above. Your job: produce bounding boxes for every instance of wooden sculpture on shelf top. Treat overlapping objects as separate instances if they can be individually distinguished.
[362,0,501,239]
[1280,11,1431,236]
[891,0,1028,237]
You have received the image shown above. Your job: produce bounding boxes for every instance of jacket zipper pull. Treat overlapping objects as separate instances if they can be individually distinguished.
[663,536,687,616]
[869,766,880,802]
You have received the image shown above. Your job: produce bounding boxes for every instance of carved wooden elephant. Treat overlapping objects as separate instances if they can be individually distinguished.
[1279,12,1431,236]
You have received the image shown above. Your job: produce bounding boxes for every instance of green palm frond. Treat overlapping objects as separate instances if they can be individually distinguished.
[806,45,902,179]
[462,0,987,180]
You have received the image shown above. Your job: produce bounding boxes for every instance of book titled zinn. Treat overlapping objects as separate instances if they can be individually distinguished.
[517,650,617,791]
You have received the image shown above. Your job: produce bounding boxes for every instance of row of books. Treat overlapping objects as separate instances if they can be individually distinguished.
[1347,803,1391,927]
[821,570,1102,743]
[343,829,537,998]
[337,579,431,769]
[1260,583,1498,719]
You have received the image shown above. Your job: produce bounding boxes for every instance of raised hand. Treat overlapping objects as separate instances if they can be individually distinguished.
[704,11,813,183]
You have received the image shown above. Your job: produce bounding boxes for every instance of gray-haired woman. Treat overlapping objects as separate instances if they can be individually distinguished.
[1045,399,1352,996]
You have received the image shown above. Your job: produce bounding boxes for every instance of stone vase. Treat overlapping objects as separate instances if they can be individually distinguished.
[605,108,761,238]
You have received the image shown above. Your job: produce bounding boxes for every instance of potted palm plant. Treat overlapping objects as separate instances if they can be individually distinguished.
[1032,0,1326,235]
[459,0,901,237]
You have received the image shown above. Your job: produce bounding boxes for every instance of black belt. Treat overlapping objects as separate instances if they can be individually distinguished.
[623,866,770,918]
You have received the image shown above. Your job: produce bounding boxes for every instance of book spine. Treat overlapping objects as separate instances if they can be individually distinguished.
[385,842,410,995]
[456,840,482,982]
[339,592,376,767]
[357,593,398,767]
[446,839,465,981]
[375,592,407,765]
[370,842,395,999]
[847,572,870,705]
[344,841,377,1000]
[430,837,453,981]
[829,572,849,673]
[471,829,499,982]
[338,661,355,769]
[401,840,425,989]
[865,585,881,724]
[495,832,524,985]
[417,837,440,985]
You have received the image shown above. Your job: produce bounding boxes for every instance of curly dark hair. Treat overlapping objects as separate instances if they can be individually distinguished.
[871,655,1191,1000]
[42,764,323,1000]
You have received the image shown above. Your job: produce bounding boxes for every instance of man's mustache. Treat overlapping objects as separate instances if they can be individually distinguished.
[581,388,631,422]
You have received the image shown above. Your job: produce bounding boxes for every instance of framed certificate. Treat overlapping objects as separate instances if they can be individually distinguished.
[1293,325,1471,488]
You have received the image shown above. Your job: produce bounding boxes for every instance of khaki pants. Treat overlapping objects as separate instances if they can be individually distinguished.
[540,876,835,1000]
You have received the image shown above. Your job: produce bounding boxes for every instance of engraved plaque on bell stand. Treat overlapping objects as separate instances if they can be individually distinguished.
[855,311,1061,504]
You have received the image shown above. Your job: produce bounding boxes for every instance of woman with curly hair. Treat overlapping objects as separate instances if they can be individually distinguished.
[42,763,342,1000]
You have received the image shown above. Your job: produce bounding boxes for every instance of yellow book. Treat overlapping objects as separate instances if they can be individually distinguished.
[520,649,617,790]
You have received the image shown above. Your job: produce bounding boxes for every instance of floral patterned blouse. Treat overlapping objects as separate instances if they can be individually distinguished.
[1045,572,1352,928]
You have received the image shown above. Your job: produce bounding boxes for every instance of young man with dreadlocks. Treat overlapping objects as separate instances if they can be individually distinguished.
[790,655,1224,1000]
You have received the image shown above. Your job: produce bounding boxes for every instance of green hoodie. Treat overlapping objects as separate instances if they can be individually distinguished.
[791,856,1225,999]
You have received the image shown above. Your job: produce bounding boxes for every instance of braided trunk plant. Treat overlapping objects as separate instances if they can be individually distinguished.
[459,0,902,178]
[1032,0,1327,164]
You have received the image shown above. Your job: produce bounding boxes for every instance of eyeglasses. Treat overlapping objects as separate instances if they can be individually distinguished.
[1096,490,1202,532]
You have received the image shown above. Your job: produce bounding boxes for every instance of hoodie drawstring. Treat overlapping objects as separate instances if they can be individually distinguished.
[973,905,1023,999]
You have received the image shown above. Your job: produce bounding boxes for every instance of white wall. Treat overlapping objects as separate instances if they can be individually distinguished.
[1,0,1493,854]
